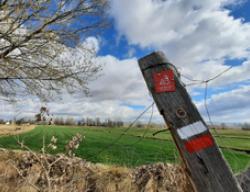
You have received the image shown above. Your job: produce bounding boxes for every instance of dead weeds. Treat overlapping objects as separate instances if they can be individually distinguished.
[0,149,194,192]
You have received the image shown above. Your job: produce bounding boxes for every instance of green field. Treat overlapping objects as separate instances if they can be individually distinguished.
[0,125,249,173]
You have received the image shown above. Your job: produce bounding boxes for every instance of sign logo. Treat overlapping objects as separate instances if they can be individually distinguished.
[153,69,176,93]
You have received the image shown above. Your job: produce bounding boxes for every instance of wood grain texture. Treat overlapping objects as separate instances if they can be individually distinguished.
[138,51,242,192]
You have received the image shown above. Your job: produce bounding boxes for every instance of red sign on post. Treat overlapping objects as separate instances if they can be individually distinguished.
[153,69,176,93]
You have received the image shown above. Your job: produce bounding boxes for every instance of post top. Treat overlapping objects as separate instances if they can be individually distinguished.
[138,51,180,78]
[138,51,170,71]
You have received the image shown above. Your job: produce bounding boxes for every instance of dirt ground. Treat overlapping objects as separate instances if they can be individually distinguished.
[0,124,35,136]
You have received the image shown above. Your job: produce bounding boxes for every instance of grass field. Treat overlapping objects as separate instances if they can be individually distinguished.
[0,125,249,173]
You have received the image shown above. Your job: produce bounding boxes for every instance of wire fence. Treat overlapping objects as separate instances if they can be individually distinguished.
[181,66,247,171]
[0,63,249,173]
[83,64,250,171]
[91,65,235,154]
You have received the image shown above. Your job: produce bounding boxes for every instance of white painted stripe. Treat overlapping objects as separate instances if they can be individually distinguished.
[177,121,208,139]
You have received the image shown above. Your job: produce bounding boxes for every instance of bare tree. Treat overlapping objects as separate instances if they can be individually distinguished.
[64,116,76,125]
[0,0,107,100]
[54,117,65,125]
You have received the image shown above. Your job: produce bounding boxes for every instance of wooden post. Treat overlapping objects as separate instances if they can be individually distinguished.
[138,51,242,192]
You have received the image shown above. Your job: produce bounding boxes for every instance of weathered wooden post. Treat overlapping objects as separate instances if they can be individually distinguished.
[138,51,242,192]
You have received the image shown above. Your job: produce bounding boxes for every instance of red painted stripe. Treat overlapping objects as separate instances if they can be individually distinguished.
[185,134,214,153]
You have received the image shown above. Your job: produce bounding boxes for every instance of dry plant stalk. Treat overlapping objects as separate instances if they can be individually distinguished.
[65,133,84,157]
[12,133,84,192]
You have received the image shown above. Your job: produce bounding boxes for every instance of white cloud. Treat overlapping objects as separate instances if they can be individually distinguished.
[105,0,250,123]
[89,55,151,104]
[110,0,250,86]
[2,1,250,124]
[196,85,250,123]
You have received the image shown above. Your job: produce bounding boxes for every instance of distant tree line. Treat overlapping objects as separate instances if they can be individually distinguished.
[53,117,124,127]
[0,116,125,127]
[33,107,124,127]
[241,123,250,130]
[0,118,34,125]
[0,119,6,124]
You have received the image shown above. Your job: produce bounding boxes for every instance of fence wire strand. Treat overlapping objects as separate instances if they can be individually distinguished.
[88,102,155,159]
[182,66,233,86]
[124,102,155,147]
[170,65,245,171]
[200,68,246,172]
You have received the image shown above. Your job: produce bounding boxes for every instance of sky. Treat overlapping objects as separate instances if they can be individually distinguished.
[2,0,250,124]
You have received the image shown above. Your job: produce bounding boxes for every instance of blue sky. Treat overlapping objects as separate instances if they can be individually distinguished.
[97,22,153,60]
[227,0,250,21]
[2,0,250,124]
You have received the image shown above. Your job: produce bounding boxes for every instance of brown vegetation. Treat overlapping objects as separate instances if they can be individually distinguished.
[0,124,35,136]
[0,149,194,192]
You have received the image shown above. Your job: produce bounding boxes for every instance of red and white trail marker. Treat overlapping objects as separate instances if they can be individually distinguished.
[177,121,213,153]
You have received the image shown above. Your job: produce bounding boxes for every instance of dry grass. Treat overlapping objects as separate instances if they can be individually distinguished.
[0,149,194,192]
[0,124,35,136]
